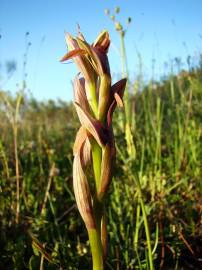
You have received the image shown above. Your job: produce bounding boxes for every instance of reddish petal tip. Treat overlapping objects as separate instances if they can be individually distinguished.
[60,49,86,62]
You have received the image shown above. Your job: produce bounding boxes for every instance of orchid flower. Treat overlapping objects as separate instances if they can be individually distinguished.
[61,29,126,270]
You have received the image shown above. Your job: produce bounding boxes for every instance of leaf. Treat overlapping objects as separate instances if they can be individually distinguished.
[111,78,127,99]
[93,30,110,53]
[107,100,116,127]
[29,255,39,270]
[114,92,124,107]
[76,38,98,72]
[98,144,113,200]
[73,126,92,167]
[60,49,86,62]
[81,135,91,167]
[98,73,111,122]
[73,76,90,112]
[30,233,54,263]
[73,126,88,155]
[64,32,97,83]
[92,47,110,75]
[107,78,127,126]
[73,152,95,229]
[74,102,107,146]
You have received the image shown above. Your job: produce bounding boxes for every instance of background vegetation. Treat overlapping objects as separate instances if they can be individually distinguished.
[0,5,202,266]
[0,54,202,269]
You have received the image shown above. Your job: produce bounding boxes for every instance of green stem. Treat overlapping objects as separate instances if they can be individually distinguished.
[120,31,136,158]
[98,74,111,122]
[133,174,154,270]
[89,81,99,118]
[120,31,130,124]
[91,141,102,192]
[134,197,141,249]
[88,229,104,270]
[120,32,129,78]
[90,140,104,269]
[86,72,105,269]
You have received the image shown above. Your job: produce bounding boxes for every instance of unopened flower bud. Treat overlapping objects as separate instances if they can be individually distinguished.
[110,15,115,21]
[115,22,123,32]
[127,17,132,25]
[115,7,120,14]
[73,152,95,229]
[104,9,110,15]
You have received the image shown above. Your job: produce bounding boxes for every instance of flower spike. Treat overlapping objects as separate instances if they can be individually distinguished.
[62,29,126,270]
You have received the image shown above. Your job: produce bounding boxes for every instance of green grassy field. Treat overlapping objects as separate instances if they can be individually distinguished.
[0,60,202,269]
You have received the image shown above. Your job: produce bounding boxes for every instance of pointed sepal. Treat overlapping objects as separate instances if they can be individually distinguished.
[73,151,95,229]
[98,144,113,200]
[74,102,107,146]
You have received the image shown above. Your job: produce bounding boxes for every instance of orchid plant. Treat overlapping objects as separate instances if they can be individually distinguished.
[61,29,126,270]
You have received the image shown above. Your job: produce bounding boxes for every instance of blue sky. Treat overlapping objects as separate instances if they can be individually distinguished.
[0,0,202,101]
